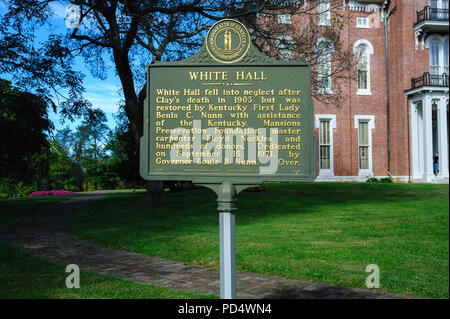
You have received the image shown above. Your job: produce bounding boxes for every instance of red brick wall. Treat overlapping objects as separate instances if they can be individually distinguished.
[313,5,388,177]
[261,0,434,179]
[311,0,432,179]
[387,0,429,177]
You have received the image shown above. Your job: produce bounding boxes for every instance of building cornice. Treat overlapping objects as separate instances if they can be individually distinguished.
[405,86,449,97]
[347,0,382,12]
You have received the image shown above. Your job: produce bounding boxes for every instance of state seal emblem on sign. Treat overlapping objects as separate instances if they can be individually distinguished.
[206,19,251,64]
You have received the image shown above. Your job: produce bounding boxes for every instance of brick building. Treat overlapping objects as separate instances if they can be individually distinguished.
[268,0,449,182]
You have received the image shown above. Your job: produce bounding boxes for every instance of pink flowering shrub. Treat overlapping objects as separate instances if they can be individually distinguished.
[29,190,76,197]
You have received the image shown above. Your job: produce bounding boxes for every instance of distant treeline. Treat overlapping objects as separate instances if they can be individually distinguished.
[0,79,142,197]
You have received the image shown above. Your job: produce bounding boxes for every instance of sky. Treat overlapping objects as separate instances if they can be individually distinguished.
[0,1,124,133]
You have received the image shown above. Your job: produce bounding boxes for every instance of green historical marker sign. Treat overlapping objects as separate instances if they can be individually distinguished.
[140,19,316,299]
[140,19,316,184]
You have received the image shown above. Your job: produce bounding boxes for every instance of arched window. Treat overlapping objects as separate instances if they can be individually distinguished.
[353,40,374,95]
[315,38,334,94]
[357,46,368,90]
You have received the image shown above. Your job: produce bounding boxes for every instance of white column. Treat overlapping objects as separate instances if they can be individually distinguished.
[411,101,420,178]
[417,102,425,177]
[438,98,449,179]
[423,95,435,182]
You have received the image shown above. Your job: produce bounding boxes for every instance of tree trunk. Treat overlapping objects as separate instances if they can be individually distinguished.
[113,49,164,200]
[137,83,166,200]
[142,180,165,201]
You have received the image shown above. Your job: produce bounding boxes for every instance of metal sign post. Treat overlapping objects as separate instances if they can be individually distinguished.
[199,182,255,299]
[218,182,237,299]
[220,211,236,298]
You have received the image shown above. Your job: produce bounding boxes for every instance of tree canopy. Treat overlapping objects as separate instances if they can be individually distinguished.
[0,79,52,189]
[1,0,354,196]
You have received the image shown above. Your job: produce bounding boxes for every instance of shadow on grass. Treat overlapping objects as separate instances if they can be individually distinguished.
[68,182,448,235]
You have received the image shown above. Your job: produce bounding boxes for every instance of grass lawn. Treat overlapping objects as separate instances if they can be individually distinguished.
[0,242,213,298]
[0,195,213,299]
[66,183,449,298]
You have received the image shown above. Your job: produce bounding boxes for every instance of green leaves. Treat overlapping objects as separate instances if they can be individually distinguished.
[0,79,51,185]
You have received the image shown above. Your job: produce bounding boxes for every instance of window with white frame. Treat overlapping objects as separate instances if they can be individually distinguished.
[318,54,331,91]
[320,120,331,170]
[359,121,370,170]
[276,36,294,60]
[355,115,375,175]
[430,40,440,75]
[353,40,373,95]
[356,17,369,28]
[316,38,334,94]
[315,114,336,176]
[430,0,449,9]
[278,14,291,24]
[357,46,369,90]
[318,0,330,26]
[429,0,449,18]
[428,36,450,76]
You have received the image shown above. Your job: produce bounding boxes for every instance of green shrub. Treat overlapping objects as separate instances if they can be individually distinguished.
[0,178,14,197]
[380,177,393,183]
[16,182,35,197]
